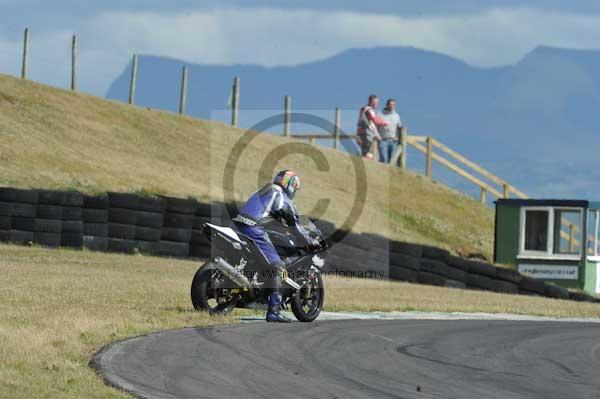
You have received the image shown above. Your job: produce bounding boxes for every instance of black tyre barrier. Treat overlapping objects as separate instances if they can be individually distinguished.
[161,227,192,243]
[83,195,109,209]
[61,206,82,221]
[135,226,161,242]
[10,229,33,244]
[360,233,390,251]
[190,230,209,246]
[389,241,423,258]
[422,245,450,262]
[109,208,138,225]
[0,216,11,230]
[13,189,39,204]
[163,196,197,214]
[108,223,136,240]
[84,223,108,237]
[82,209,108,223]
[495,267,523,284]
[35,219,63,234]
[389,252,420,271]
[389,265,418,282]
[12,217,35,232]
[544,283,569,300]
[194,202,213,218]
[466,273,497,291]
[420,259,466,283]
[0,186,593,302]
[13,203,36,218]
[445,255,470,271]
[137,196,166,213]
[36,205,62,219]
[0,202,13,216]
[34,232,61,248]
[38,190,82,206]
[38,190,65,205]
[192,216,211,230]
[136,211,163,229]
[417,271,447,287]
[108,192,140,210]
[518,276,547,295]
[61,233,83,248]
[492,280,519,294]
[62,221,83,234]
[568,291,600,303]
[466,260,497,278]
[339,232,373,252]
[83,236,108,252]
[163,213,193,229]
[0,188,17,202]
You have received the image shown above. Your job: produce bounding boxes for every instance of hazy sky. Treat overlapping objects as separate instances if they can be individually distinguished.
[3,0,600,95]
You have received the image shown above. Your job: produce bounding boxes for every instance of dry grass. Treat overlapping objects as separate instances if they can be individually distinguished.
[324,276,600,317]
[0,74,493,258]
[0,244,238,399]
[0,244,598,398]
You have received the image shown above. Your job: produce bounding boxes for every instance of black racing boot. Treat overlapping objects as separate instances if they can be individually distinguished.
[266,292,292,323]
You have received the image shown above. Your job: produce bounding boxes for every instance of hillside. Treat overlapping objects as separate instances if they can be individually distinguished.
[107,46,600,199]
[0,74,493,257]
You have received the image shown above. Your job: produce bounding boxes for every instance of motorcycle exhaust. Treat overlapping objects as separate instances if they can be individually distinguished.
[213,257,255,298]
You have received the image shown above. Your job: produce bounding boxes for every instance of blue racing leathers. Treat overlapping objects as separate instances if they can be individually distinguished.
[231,183,306,265]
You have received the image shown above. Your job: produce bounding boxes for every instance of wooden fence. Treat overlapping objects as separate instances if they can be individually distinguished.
[16,27,529,206]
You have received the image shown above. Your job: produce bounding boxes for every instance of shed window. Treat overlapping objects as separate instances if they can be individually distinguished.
[554,210,582,255]
[520,207,583,258]
[524,210,548,252]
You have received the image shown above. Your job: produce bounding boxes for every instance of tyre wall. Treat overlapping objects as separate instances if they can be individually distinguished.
[0,187,595,303]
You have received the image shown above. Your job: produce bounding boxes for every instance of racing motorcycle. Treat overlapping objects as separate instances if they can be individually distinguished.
[190,216,328,322]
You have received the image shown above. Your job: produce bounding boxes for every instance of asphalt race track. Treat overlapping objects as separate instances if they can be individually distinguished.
[92,319,600,399]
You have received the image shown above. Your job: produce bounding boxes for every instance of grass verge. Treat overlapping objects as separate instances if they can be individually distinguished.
[1,245,599,398]
[0,74,494,258]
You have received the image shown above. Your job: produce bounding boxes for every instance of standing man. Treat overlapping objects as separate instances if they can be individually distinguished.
[357,95,388,159]
[377,99,402,164]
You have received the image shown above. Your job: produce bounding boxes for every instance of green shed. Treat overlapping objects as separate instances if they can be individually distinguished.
[494,199,600,294]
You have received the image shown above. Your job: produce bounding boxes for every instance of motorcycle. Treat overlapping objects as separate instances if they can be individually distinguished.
[190,216,328,322]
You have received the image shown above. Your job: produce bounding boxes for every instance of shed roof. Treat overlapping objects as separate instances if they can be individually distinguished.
[496,199,589,208]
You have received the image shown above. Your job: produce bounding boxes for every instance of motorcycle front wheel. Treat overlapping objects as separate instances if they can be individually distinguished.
[290,273,324,322]
[191,262,239,315]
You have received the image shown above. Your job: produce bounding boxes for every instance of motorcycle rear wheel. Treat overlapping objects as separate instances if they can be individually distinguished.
[191,262,239,315]
[290,273,324,322]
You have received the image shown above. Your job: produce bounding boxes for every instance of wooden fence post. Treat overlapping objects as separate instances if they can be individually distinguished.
[425,136,433,177]
[284,95,291,137]
[503,183,510,199]
[179,66,188,115]
[128,54,138,105]
[480,187,487,204]
[21,28,29,80]
[333,107,340,150]
[231,77,240,127]
[399,126,408,169]
[71,35,77,91]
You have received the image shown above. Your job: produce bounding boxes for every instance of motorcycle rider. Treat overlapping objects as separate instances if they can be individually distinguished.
[231,170,312,323]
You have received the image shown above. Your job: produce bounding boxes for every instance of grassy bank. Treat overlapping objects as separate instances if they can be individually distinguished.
[0,245,598,398]
[0,74,493,258]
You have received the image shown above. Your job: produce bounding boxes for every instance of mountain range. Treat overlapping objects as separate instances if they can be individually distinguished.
[106,46,600,200]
